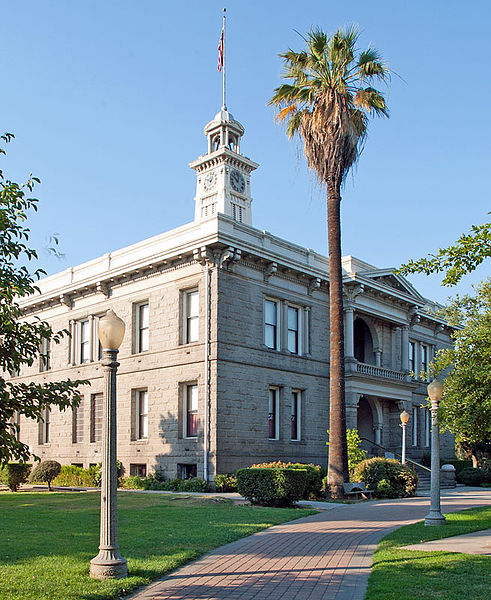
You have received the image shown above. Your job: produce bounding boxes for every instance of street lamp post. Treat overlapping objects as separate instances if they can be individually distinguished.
[424,379,446,527]
[90,309,128,579]
[400,410,410,464]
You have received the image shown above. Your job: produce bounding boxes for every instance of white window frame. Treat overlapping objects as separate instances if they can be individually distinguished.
[135,390,148,440]
[411,406,418,446]
[268,386,280,440]
[424,407,431,447]
[264,299,280,350]
[291,389,301,441]
[79,320,90,364]
[184,384,198,438]
[420,344,429,380]
[183,289,199,344]
[135,302,149,353]
[287,305,303,355]
[39,337,51,372]
[40,407,50,445]
[408,341,415,375]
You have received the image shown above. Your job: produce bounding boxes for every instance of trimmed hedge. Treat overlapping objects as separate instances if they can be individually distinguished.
[52,465,101,487]
[352,458,418,499]
[236,467,307,506]
[250,461,323,499]
[29,461,61,491]
[0,463,31,492]
[120,476,208,492]
[458,467,491,487]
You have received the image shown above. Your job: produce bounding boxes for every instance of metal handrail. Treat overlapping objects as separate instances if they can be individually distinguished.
[360,437,431,473]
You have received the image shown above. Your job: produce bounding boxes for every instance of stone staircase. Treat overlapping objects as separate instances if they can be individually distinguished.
[414,464,456,495]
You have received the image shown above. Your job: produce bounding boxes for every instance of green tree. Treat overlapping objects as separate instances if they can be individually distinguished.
[269,27,389,497]
[430,279,491,466]
[0,133,86,465]
[399,218,490,286]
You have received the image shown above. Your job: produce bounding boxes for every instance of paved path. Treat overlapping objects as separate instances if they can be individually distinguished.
[129,488,491,600]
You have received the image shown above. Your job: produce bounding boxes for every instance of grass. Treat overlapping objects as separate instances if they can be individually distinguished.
[365,505,491,600]
[0,491,315,600]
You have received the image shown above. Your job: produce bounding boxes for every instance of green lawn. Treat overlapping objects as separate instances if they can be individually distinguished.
[365,505,491,600]
[0,491,315,600]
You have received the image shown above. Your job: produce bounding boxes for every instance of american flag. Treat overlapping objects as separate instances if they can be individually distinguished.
[218,27,224,72]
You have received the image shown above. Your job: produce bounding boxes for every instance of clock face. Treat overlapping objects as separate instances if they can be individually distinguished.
[230,170,245,193]
[203,172,217,191]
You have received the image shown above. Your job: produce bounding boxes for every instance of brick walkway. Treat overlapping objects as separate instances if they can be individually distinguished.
[128,489,491,600]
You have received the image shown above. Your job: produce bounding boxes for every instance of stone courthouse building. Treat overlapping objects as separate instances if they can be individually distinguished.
[14,108,455,483]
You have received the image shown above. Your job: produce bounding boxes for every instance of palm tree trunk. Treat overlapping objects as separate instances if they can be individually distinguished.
[326,181,349,498]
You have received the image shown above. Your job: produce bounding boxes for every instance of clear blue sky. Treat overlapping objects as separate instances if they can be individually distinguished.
[2,0,489,304]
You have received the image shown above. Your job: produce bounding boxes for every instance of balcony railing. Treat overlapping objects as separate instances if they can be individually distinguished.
[355,362,407,381]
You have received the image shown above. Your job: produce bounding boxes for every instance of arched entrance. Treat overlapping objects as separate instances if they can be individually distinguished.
[357,397,374,444]
[354,318,375,364]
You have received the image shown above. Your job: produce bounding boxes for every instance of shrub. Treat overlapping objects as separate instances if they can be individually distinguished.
[250,461,322,499]
[52,465,100,487]
[458,467,491,486]
[122,476,146,489]
[346,429,369,473]
[352,458,418,499]
[29,461,61,491]
[237,468,307,507]
[215,474,238,493]
[0,463,31,492]
[177,477,208,492]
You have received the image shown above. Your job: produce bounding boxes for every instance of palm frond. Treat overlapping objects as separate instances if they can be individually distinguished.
[354,87,389,117]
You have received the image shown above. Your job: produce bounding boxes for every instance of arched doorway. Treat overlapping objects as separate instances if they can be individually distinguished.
[354,318,375,364]
[357,397,374,447]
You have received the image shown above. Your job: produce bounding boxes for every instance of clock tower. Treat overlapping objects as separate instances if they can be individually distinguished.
[189,108,258,225]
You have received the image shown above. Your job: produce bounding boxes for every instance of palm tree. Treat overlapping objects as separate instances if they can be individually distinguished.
[269,26,389,497]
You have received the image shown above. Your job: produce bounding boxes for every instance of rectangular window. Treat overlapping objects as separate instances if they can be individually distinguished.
[39,407,50,444]
[264,300,278,350]
[287,306,300,354]
[184,290,199,343]
[424,408,431,447]
[72,401,84,444]
[39,337,51,372]
[409,341,415,374]
[291,390,301,441]
[80,320,90,364]
[136,303,149,353]
[90,393,103,443]
[130,464,147,477]
[268,387,279,440]
[184,384,198,438]
[412,406,418,446]
[178,464,197,479]
[420,344,429,380]
[136,390,148,440]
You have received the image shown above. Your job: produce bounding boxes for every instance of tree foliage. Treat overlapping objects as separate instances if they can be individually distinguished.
[399,218,490,286]
[430,279,491,462]
[0,134,86,465]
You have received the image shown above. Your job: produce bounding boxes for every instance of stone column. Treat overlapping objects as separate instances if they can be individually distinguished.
[414,340,421,379]
[344,306,354,358]
[90,350,127,579]
[375,349,382,367]
[374,424,382,446]
[401,326,409,372]
[303,307,310,355]
[345,392,360,430]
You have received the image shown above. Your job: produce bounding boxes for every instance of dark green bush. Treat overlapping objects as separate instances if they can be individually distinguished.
[0,463,31,492]
[29,460,61,490]
[177,477,208,492]
[237,468,307,507]
[215,474,238,493]
[458,467,491,486]
[250,461,322,499]
[52,465,100,487]
[352,458,418,499]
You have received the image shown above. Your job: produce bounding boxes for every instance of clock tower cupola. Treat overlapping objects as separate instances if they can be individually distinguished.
[189,108,258,225]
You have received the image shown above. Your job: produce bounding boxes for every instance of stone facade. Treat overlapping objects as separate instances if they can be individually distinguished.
[11,109,455,482]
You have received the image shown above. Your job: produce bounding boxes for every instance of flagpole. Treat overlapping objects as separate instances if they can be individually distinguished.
[222,8,226,110]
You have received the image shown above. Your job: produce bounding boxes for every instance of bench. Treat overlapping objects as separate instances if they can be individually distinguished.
[343,482,373,500]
